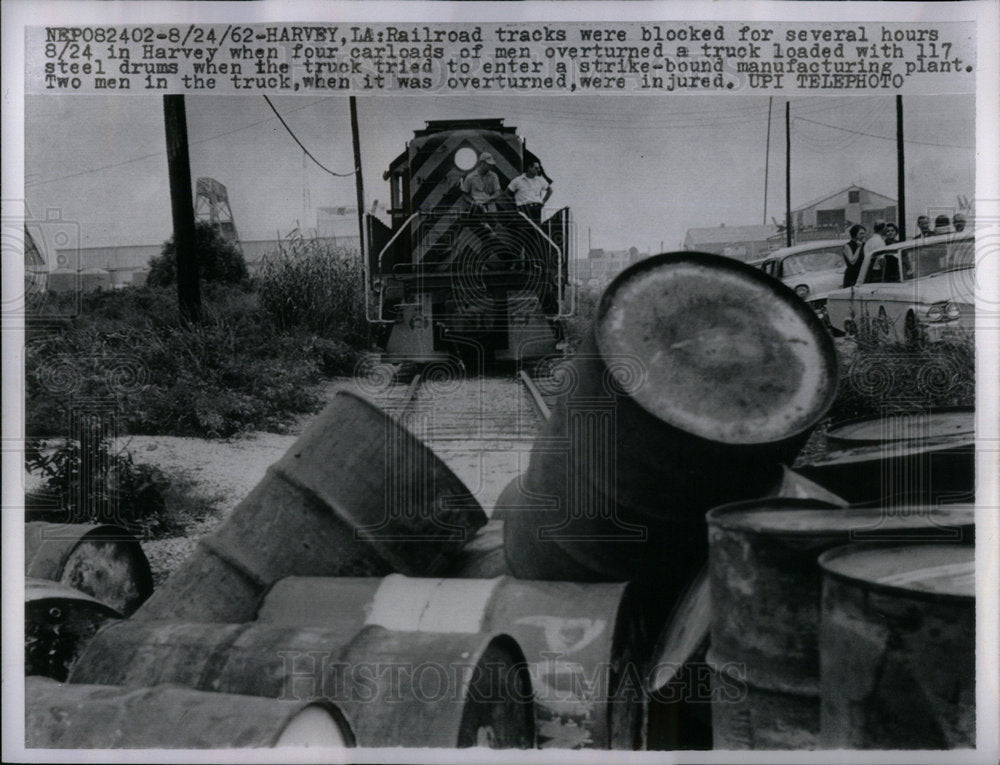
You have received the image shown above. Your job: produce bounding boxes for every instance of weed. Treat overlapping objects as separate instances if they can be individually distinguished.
[253,234,367,345]
[26,284,328,438]
[24,428,176,539]
[829,330,974,422]
[562,280,602,349]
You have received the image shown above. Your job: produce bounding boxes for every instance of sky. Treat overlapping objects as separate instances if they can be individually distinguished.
[25,93,975,255]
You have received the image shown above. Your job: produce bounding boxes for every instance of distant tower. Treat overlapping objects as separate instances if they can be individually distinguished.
[194,177,240,245]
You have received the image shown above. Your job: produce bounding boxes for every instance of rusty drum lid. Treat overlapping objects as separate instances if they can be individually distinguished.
[595,252,838,446]
[706,499,974,540]
[818,543,975,601]
[826,407,974,448]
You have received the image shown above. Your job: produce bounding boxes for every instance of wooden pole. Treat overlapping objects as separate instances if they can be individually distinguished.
[350,97,366,274]
[349,97,370,347]
[896,95,906,241]
[785,101,792,248]
[162,95,199,323]
[764,96,773,225]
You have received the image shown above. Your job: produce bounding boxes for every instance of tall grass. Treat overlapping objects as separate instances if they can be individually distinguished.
[253,234,367,344]
[829,325,974,422]
[26,284,329,438]
[562,280,602,347]
[26,235,375,439]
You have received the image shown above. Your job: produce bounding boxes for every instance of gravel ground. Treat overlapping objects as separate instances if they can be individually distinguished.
[125,378,359,583]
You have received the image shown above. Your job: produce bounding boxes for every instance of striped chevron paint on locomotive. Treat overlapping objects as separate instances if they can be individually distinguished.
[366,118,569,362]
[408,123,522,267]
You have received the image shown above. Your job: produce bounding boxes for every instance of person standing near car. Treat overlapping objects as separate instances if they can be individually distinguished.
[857,221,888,284]
[841,223,867,287]
[883,222,899,245]
[932,214,952,235]
[915,215,933,238]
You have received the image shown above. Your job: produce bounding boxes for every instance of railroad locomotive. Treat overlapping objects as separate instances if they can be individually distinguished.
[365,119,572,363]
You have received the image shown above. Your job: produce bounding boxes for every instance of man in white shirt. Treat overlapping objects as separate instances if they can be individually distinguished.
[507,161,552,225]
[860,220,888,283]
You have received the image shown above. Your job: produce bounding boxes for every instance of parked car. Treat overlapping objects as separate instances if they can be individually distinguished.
[756,240,848,327]
[825,232,975,342]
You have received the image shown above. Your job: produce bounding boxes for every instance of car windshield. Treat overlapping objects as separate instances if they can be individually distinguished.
[898,237,975,280]
[781,247,844,277]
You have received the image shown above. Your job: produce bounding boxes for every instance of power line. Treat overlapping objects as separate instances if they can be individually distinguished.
[25,98,338,188]
[794,115,973,150]
[25,148,164,188]
[262,95,356,177]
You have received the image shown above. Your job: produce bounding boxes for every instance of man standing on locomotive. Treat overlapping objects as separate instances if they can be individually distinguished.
[460,152,503,234]
[507,159,554,273]
[507,161,552,225]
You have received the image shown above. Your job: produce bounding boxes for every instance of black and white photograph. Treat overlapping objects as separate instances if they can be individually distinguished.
[3,1,998,762]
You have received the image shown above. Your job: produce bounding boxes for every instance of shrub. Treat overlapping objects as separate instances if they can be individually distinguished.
[25,428,175,539]
[253,233,367,346]
[561,280,602,348]
[828,331,974,423]
[147,221,248,287]
[26,284,327,438]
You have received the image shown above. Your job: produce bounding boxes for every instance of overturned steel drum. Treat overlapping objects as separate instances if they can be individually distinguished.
[706,499,974,749]
[69,620,534,749]
[136,390,486,623]
[819,543,975,749]
[795,407,975,505]
[257,574,649,749]
[25,522,153,616]
[25,578,123,682]
[504,252,839,588]
[26,676,354,749]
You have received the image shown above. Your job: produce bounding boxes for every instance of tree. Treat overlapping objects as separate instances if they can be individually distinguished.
[148,222,248,287]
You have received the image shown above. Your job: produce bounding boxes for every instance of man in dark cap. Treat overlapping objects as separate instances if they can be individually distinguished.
[953,213,967,233]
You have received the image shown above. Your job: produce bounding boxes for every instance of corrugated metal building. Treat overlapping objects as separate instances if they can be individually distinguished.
[791,185,896,239]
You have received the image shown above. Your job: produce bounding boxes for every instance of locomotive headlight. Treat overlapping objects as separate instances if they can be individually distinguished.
[454,147,478,171]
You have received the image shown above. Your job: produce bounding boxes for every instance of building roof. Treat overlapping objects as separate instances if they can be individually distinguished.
[793,185,895,213]
[684,224,779,246]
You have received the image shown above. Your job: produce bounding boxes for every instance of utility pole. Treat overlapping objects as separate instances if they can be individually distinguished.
[785,101,792,248]
[763,96,773,225]
[896,95,906,241]
[163,95,199,323]
[350,97,366,278]
[349,96,371,347]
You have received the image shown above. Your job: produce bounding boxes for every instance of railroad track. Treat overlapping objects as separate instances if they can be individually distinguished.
[393,366,552,445]
[350,357,565,512]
